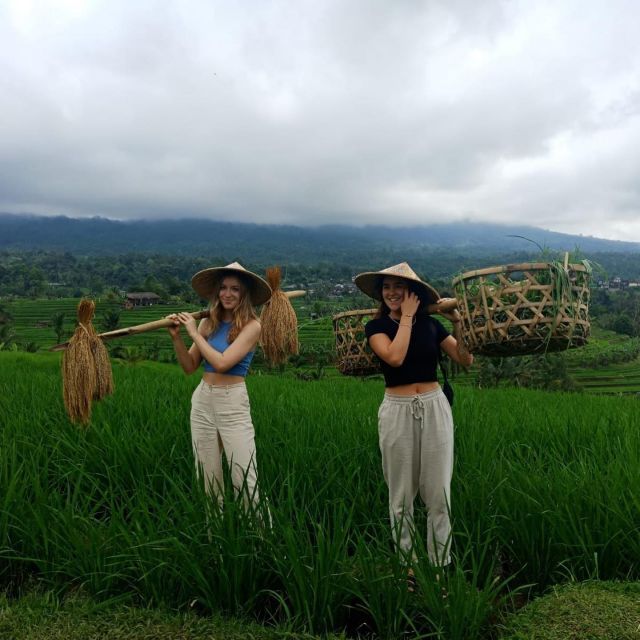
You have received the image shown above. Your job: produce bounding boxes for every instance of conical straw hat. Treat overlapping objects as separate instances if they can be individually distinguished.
[354,262,439,305]
[191,262,272,306]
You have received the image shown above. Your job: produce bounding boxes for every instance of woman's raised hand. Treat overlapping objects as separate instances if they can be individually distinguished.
[176,312,198,338]
[434,298,458,312]
[426,297,459,316]
[439,308,462,324]
[167,312,198,339]
[400,291,420,317]
[166,314,181,339]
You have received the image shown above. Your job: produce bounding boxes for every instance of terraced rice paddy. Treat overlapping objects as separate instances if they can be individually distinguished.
[8,298,199,356]
[5,298,640,394]
[568,360,640,393]
[7,298,335,355]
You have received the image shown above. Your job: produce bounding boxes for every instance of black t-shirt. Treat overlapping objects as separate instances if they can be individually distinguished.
[365,314,450,387]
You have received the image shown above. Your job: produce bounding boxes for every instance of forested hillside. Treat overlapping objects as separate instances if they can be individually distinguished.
[2,248,640,300]
[2,213,640,257]
[2,214,640,298]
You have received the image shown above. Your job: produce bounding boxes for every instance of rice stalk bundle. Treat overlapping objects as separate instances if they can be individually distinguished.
[260,266,299,365]
[91,332,114,400]
[61,299,114,425]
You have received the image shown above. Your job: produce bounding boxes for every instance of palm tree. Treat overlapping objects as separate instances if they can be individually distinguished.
[0,304,16,350]
[101,310,121,332]
[51,312,66,344]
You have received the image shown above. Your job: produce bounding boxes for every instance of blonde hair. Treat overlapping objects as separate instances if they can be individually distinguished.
[206,275,259,342]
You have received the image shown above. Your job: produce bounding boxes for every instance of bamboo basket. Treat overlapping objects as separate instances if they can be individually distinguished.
[332,308,381,376]
[452,261,591,357]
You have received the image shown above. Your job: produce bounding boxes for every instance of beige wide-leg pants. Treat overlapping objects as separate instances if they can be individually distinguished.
[378,388,454,565]
[190,380,260,507]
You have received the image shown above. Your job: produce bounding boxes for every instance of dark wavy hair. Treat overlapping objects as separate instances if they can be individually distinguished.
[373,276,431,319]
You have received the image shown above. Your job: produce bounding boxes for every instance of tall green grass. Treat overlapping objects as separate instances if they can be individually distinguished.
[1,352,638,638]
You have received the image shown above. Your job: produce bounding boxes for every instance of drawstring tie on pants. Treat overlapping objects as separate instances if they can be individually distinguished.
[411,395,425,424]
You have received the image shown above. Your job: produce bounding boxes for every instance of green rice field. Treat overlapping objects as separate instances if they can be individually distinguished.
[1,351,639,639]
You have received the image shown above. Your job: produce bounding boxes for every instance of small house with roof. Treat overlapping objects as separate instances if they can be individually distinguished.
[124,292,161,309]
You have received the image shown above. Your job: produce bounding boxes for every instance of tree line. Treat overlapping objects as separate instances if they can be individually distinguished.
[0,249,524,300]
[3,248,640,301]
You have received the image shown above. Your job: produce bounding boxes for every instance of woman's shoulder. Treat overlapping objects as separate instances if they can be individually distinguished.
[418,314,449,336]
[198,316,213,335]
[365,315,391,336]
[420,313,440,324]
[365,315,385,327]
[240,317,261,334]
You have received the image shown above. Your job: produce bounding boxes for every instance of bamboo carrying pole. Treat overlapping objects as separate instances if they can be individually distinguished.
[55,285,305,425]
[50,290,306,352]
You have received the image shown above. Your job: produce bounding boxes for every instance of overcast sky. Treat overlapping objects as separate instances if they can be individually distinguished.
[1,0,639,240]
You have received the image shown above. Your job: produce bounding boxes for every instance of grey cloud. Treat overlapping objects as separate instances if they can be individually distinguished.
[0,0,639,238]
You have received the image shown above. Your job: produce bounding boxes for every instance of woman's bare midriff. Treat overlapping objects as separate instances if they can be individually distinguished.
[385,381,440,396]
[202,372,245,386]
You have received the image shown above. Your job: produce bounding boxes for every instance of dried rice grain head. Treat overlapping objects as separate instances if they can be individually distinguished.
[62,321,97,425]
[61,298,113,425]
[260,266,299,365]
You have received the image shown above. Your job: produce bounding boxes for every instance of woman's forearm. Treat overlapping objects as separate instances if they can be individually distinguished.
[190,333,229,372]
[387,317,414,366]
[373,315,414,367]
[172,335,198,374]
[451,322,473,367]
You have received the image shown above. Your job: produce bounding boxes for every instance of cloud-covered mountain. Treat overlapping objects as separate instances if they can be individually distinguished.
[1,213,638,257]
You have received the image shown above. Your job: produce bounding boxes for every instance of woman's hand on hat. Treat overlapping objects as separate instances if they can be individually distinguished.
[400,292,420,317]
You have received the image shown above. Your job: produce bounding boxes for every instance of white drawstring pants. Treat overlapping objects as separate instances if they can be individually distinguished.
[190,380,260,507]
[378,387,454,565]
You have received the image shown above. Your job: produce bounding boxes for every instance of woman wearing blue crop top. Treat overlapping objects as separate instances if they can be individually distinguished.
[167,262,272,511]
[355,262,473,575]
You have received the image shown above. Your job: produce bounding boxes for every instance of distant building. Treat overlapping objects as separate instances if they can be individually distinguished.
[124,292,161,308]
[332,282,358,296]
[597,277,638,290]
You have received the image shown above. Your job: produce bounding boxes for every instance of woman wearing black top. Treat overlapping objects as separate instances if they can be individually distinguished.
[355,262,473,568]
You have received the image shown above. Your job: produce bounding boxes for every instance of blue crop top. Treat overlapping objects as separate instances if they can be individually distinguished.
[202,321,255,377]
